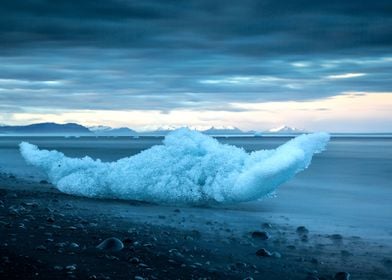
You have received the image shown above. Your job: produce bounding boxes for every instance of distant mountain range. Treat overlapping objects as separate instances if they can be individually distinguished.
[0,122,307,136]
[89,126,137,136]
[0,123,92,135]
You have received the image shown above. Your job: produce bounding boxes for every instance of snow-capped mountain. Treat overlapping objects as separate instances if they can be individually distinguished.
[88,125,112,132]
[89,126,137,136]
[266,125,306,134]
[202,126,244,135]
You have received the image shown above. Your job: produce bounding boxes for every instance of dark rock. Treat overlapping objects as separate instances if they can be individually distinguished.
[65,264,77,271]
[256,248,272,257]
[301,234,309,242]
[310,258,319,264]
[251,231,270,240]
[105,254,119,260]
[296,226,309,235]
[262,223,272,229]
[40,180,49,184]
[55,242,67,248]
[21,201,39,207]
[334,272,350,280]
[129,257,140,264]
[69,242,79,249]
[47,216,55,223]
[96,237,124,252]
[174,209,181,213]
[382,257,392,267]
[330,234,343,240]
[35,245,47,251]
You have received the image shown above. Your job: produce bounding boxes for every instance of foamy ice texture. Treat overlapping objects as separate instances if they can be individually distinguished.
[19,128,330,205]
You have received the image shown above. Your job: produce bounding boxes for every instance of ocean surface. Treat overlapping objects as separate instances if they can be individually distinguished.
[0,136,391,240]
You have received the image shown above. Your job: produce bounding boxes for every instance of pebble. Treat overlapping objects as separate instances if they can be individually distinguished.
[301,234,309,242]
[129,257,140,264]
[96,237,124,252]
[251,231,270,240]
[35,245,47,251]
[134,276,144,280]
[330,234,343,240]
[334,272,350,280]
[65,264,77,271]
[262,223,272,229]
[296,226,309,235]
[256,248,272,257]
[310,257,319,264]
[382,257,392,267]
[69,242,80,248]
[55,242,67,248]
[21,202,39,207]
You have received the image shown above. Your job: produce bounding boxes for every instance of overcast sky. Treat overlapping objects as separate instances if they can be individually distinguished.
[0,0,391,132]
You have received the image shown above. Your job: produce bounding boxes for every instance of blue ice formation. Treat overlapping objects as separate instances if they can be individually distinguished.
[19,128,330,205]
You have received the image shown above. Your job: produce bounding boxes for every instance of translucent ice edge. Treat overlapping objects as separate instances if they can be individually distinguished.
[19,128,330,205]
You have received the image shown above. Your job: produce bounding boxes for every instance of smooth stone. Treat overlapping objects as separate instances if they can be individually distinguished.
[129,257,140,264]
[96,237,124,252]
[66,264,77,271]
[296,226,309,235]
[256,248,272,257]
[251,231,270,240]
[69,242,79,248]
[334,272,350,280]
[262,223,272,229]
[330,234,343,240]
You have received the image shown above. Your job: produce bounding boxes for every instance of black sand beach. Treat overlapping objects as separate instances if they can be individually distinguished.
[1,173,391,280]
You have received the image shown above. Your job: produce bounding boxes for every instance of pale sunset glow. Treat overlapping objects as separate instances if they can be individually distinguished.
[3,92,391,133]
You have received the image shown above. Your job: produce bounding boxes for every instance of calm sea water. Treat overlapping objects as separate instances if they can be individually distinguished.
[0,136,391,239]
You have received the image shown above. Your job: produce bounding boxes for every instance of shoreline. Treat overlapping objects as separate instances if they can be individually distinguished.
[0,173,391,279]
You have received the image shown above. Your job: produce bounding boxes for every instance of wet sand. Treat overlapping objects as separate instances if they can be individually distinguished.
[0,173,391,279]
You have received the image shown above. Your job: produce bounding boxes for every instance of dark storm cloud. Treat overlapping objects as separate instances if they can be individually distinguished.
[0,0,391,111]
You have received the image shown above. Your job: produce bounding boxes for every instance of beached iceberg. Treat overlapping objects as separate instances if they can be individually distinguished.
[19,128,329,205]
